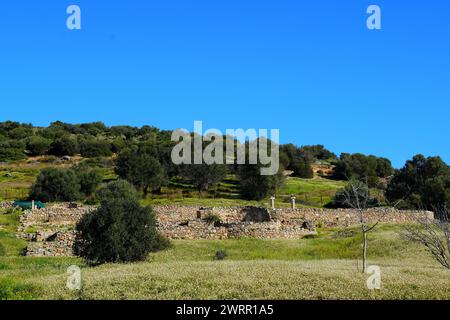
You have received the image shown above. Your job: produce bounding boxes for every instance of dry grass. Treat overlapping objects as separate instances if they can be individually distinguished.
[30,259,449,300]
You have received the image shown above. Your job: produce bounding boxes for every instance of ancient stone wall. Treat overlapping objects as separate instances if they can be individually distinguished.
[153,205,433,229]
[0,201,14,210]
[25,232,75,257]
[18,204,96,228]
[8,202,434,257]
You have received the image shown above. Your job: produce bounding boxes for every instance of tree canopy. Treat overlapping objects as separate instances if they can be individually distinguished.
[115,147,167,197]
[386,154,450,209]
[73,180,170,263]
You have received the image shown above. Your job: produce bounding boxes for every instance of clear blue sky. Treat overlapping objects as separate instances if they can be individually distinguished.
[0,1,449,167]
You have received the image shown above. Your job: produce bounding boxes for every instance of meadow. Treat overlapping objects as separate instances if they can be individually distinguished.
[1,158,448,300]
[1,207,449,300]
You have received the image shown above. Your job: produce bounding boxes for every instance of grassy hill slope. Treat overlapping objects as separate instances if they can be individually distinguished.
[0,158,345,208]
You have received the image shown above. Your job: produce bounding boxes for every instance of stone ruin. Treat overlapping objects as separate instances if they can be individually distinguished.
[0,201,14,210]
[8,202,434,257]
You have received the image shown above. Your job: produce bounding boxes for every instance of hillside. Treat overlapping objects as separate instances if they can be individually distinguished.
[0,157,344,208]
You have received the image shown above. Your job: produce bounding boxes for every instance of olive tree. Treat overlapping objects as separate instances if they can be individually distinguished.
[30,168,81,202]
[115,148,167,198]
[182,163,227,194]
[73,180,170,264]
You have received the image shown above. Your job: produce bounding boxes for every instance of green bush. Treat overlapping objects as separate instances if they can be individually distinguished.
[238,164,285,201]
[74,180,170,263]
[334,153,394,187]
[331,179,380,209]
[29,168,81,202]
[290,158,314,179]
[300,145,337,161]
[182,163,228,193]
[74,165,103,197]
[78,138,113,158]
[205,213,222,224]
[115,147,167,197]
[214,250,227,260]
[386,154,449,209]
[0,147,26,162]
[26,136,52,156]
[49,136,78,156]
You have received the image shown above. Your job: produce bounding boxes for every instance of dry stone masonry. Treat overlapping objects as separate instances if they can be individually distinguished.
[0,201,14,210]
[9,202,433,257]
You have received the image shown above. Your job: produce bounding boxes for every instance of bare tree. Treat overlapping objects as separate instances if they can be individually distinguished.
[402,206,449,269]
[340,178,390,273]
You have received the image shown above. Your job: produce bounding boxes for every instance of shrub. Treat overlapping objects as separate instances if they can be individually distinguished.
[73,165,103,197]
[49,136,78,156]
[8,127,33,140]
[26,136,52,156]
[182,163,228,193]
[300,145,337,161]
[331,179,380,209]
[78,138,113,158]
[0,147,26,162]
[115,147,167,197]
[83,195,99,205]
[334,153,393,187]
[237,164,285,201]
[386,155,449,210]
[291,158,314,179]
[73,180,170,263]
[29,168,81,202]
[205,213,222,224]
[214,250,227,260]
[29,165,104,202]
[301,220,315,231]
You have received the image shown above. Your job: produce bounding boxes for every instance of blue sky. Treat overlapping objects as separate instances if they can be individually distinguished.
[0,1,449,167]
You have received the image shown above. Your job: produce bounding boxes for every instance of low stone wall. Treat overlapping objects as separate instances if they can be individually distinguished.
[25,232,75,257]
[0,201,14,210]
[153,205,434,229]
[276,208,434,228]
[8,202,434,257]
[18,204,96,229]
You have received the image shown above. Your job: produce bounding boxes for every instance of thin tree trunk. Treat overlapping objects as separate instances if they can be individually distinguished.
[143,186,148,199]
[362,225,367,273]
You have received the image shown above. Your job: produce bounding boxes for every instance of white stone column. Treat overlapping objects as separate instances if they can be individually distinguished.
[270,196,276,210]
[291,196,296,210]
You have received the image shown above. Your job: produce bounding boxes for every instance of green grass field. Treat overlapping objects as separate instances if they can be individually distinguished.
[1,209,449,300]
[1,160,447,300]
